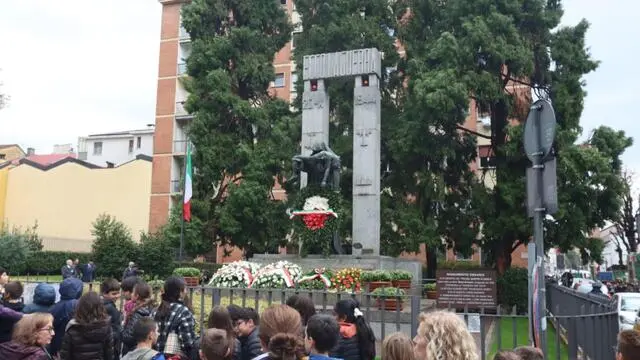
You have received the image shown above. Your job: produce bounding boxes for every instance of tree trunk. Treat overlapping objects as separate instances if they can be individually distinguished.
[496,241,513,275]
[617,246,624,266]
[426,246,438,279]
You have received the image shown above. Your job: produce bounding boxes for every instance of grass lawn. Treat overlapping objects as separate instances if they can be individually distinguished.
[13,275,65,282]
[489,317,569,360]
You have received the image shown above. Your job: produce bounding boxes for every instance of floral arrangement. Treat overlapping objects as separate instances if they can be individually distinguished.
[289,196,338,230]
[297,268,333,290]
[289,188,344,256]
[208,261,261,288]
[331,268,362,292]
[251,261,303,289]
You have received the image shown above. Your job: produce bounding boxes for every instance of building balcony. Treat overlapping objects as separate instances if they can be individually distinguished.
[171,179,182,195]
[175,101,193,121]
[179,26,190,42]
[173,140,188,154]
[177,62,187,75]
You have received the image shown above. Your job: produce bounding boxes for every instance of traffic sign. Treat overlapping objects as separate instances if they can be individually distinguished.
[524,100,556,163]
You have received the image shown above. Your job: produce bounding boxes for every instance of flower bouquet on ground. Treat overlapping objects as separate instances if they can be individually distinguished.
[331,268,362,293]
[251,261,303,289]
[297,268,334,290]
[208,261,261,288]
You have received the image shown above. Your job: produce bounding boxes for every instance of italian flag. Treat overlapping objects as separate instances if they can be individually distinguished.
[183,143,192,222]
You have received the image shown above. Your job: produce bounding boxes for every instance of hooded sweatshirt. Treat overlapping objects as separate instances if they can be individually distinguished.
[121,347,164,360]
[0,304,24,343]
[48,278,83,356]
[0,341,51,360]
[24,283,57,314]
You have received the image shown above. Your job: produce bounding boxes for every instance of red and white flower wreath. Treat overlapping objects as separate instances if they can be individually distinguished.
[288,196,338,230]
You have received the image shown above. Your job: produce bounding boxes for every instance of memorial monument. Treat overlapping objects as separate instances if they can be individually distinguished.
[252,48,421,285]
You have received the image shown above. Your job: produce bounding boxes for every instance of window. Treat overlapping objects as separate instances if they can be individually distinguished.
[128,139,134,154]
[290,72,298,90]
[137,136,142,149]
[273,73,285,88]
[0,154,5,160]
[291,31,302,49]
[93,142,103,156]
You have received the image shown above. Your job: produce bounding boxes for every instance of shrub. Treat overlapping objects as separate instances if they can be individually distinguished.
[497,267,528,313]
[172,261,221,275]
[138,232,174,278]
[360,270,391,282]
[390,270,412,281]
[91,214,138,278]
[371,287,406,298]
[23,251,91,275]
[439,261,486,270]
[0,226,33,274]
[173,267,202,277]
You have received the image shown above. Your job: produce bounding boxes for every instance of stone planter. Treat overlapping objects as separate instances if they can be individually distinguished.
[377,298,404,311]
[367,281,392,292]
[392,280,411,290]
[183,277,200,287]
[425,290,437,300]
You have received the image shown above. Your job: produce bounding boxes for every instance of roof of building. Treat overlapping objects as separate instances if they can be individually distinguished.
[1,154,152,171]
[0,144,26,153]
[23,153,78,166]
[86,128,154,138]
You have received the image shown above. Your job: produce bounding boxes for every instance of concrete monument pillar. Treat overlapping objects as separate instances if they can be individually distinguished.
[352,74,381,256]
[300,79,330,188]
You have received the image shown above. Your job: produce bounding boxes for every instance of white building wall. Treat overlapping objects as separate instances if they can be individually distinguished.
[82,132,153,167]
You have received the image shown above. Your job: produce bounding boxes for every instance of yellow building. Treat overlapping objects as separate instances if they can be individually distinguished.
[0,155,152,252]
[0,144,26,163]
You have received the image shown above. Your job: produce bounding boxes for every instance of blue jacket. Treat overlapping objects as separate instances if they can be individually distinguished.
[81,263,97,283]
[48,277,83,356]
[23,283,57,314]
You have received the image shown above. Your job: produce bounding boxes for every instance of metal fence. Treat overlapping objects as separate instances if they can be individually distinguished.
[18,280,618,360]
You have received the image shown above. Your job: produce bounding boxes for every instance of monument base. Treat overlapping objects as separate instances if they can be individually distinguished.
[250,254,422,288]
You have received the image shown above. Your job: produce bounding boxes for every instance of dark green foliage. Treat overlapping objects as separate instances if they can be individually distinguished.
[138,232,175,278]
[163,203,211,257]
[497,267,528,313]
[91,214,138,278]
[0,226,34,274]
[172,261,221,275]
[180,0,297,257]
[20,252,92,275]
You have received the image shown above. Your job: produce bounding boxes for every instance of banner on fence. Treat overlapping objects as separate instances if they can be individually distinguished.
[531,258,542,348]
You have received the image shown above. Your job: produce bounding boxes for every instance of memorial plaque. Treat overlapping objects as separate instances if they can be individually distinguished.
[436,269,497,308]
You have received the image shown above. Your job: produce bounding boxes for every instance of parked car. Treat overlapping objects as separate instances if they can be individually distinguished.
[612,293,640,331]
[573,279,609,296]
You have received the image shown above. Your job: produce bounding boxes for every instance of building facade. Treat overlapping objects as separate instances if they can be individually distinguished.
[150,0,531,266]
[0,144,25,163]
[78,128,154,167]
[0,156,152,252]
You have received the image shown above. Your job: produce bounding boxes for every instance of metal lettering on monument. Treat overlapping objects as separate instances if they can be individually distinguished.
[436,270,497,308]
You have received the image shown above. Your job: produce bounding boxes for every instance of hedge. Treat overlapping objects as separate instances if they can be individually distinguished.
[14,251,93,275]
[173,261,221,274]
[496,267,528,313]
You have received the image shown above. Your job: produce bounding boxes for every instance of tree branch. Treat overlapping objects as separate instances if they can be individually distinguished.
[456,124,492,140]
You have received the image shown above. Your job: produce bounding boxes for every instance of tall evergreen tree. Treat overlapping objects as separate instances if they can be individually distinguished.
[399,0,631,272]
[179,0,297,257]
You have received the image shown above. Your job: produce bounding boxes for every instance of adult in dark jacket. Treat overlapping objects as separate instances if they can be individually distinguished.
[49,277,83,356]
[23,283,57,314]
[0,312,55,360]
[122,262,139,281]
[61,260,78,280]
[59,292,113,360]
[330,299,376,360]
[0,303,23,343]
[81,261,97,283]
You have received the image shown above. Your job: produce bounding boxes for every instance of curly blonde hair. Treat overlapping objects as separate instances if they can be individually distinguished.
[12,313,53,346]
[416,311,478,360]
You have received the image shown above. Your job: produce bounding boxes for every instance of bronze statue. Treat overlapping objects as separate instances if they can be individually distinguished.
[288,142,341,190]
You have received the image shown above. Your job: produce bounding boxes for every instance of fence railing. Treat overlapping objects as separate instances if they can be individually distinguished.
[16,280,619,360]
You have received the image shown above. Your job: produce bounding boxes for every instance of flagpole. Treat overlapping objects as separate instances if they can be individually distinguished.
[179,142,188,261]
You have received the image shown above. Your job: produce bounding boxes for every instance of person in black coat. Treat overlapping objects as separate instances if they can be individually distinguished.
[101,278,122,360]
[122,262,139,281]
[60,291,113,360]
[81,261,97,283]
[330,299,376,360]
[49,277,84,356]
[228,306,262,360]
[61,260,78,279]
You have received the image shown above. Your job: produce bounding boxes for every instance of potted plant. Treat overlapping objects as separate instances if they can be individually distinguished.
[372,287,405,311]
[173,267,202,287]
[424,283,437,300]
[361,270,392,292]
[390,270,413,289]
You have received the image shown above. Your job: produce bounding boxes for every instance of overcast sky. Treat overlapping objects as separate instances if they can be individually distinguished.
[0,0,638,175]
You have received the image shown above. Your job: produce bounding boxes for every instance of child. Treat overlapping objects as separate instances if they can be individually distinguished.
[514,346,543,360]
[122,276,143,320]
[102,278,123,359]
[122,282,155,356]
[331,299,376,360]
[305,314,341,360]
[381,332,415,360]
[199,328,233,360]
[121,317,165,360]
[493,351,521,360]
[1,281,24,312]
[231,307,262,360]
[60,292,113,359]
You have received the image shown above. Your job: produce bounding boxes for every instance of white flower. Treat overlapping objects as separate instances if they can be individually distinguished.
[303,196,330,211]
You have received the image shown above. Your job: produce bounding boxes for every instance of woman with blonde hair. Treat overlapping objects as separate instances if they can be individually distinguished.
[0,312,55,359]
[413,311,477,360]
[257,304,305,360]
[382,332,415,360]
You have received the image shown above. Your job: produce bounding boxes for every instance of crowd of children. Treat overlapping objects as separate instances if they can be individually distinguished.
[1,266,640,360]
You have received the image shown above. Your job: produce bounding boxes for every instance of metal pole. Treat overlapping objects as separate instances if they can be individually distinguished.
[527,242,536,345]
[532,104,547,354]
[179,143,188,261]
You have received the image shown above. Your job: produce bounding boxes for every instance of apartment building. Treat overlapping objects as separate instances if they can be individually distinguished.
[78,128,154,167]
[150,0,531,266]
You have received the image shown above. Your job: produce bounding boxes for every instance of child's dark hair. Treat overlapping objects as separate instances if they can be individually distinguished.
[155,276,186,320]
[227,304,243,322]
[121,276,142,292]
[132,317,157,344]
[201,328,234,360]
[286,295,316,326]
[494,350,521,360]
[4,281,23,300]
[207,306,234,337]
[100,278,120,294]
[240,307,260,326]
[132,282,155,312]
[75,292,108,324]
[306,314,339,353]
[334,299,376,360]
